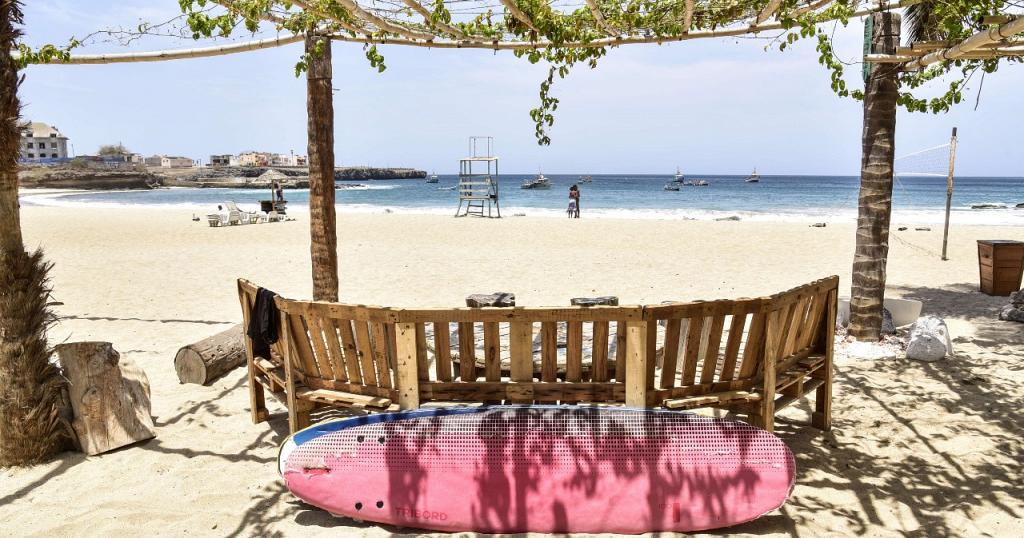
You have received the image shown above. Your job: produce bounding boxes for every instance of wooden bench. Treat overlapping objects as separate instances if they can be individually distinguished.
[238,276,838,434]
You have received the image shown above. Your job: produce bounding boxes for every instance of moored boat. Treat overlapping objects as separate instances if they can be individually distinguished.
[521,173,552,189]
[745,168,760,183]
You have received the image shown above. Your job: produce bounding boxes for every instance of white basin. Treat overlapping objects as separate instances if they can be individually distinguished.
[837,297,923,328]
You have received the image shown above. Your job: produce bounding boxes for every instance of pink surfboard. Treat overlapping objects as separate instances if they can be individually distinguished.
[279,406,794,533]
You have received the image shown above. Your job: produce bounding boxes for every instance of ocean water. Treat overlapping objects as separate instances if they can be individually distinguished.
[21,174,1024,225]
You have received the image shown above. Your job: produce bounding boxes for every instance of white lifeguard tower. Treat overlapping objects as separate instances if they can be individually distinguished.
[455,136,500,218]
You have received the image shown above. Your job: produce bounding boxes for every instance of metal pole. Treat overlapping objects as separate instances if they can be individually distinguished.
[941,127,958,261]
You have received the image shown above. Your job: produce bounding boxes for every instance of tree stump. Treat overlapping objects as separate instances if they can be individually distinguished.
[174,324,246,385]
[55,342,156,456]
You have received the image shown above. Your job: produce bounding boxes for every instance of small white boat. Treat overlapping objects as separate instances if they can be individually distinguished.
[578,175,593,183]
[437,185,456,191]
[521,173,552,190]
[684,179,710,187]
[745,168,760,183]
[426,172,439,183]
[672,167,685,184]
[664,182,680,191]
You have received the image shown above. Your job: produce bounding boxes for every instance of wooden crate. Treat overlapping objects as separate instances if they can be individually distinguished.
[978,240,1024,296]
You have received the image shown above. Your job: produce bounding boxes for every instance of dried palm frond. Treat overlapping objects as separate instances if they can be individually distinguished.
[0,249,69,466]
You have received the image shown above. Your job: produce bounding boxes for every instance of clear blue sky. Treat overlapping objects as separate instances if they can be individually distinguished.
[18,1,1024,176]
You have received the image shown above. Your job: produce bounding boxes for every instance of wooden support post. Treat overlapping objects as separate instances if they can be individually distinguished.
[306,33,338,301]
[812,289,838,430]
[394,322,420,409]
[849,11,902,341]
[942,127,958,261]
[624,320,649,408]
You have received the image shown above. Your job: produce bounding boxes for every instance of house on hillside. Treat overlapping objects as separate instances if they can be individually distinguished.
[210,154,239,167]
[238,151,272,167]
[19,121,70,162]
[144,155,194,168]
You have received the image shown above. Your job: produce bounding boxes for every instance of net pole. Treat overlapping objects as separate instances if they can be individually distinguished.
[941,127,958,261]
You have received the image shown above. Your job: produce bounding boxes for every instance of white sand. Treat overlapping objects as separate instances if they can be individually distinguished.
[3,205,1023,536]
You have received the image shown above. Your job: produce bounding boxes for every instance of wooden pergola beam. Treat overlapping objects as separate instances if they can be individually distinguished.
[755,0,785,25]
[38,33,305,64]
[585,0,619,37]
[334,0,435,41]
[33,0,926,64]
[867,47,1024,63]
[904,16,1024,70]
[259,0,370,36]
[683,0,695,31]
[400,0,477,41]
[501,0,539,33]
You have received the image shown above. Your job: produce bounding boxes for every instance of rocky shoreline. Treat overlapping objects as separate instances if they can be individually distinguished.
[19,164,426,190]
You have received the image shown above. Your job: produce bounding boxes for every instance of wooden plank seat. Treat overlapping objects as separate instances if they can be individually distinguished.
[238,276,838,434]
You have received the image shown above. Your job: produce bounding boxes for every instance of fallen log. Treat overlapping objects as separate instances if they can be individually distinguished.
[55,342,156,455]
[174,324,246,385]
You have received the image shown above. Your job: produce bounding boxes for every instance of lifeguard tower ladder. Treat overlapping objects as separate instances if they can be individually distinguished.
[455,136,500,218]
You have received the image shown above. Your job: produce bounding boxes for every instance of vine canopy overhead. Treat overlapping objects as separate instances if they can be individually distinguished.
[16,0,1024,143]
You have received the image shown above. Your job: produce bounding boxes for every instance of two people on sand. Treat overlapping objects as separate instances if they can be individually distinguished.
[567,184,581,218]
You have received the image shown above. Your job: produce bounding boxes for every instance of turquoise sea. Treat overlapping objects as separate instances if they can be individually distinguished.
[21,174,1024,225]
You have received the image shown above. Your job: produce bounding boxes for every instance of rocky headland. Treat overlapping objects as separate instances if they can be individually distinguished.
[19,164,427,190]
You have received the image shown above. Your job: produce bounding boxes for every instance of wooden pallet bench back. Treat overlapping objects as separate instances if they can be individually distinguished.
[642,297,770,407]
[640,276,838,413]
[391,306,645,407]
[237,276,839,433]
[274,298,401,402]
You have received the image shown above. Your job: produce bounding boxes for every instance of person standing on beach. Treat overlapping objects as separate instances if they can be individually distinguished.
[569,184,581,218]
[274,181,284,202]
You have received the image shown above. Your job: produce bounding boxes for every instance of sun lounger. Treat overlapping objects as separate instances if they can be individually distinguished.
[224,201,259,225]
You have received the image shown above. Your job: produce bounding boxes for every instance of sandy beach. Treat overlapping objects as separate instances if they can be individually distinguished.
[3,204,1023,537]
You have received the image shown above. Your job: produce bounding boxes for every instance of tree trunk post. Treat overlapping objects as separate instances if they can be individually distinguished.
[306,33,338,302]
[0,0,68,467]
[849,11,901,341]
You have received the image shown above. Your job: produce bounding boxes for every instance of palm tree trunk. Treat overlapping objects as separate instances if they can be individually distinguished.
[0,0,66,466]
[305,34,338,302]
[849,12,902,341]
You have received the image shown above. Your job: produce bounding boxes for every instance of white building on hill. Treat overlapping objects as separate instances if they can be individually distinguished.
[145,155,195,168]
[20,121,70,162]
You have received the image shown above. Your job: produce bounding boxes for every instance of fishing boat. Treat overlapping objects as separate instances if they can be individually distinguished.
[426,172,439,184]
[664,182,680,191]
[578,175,593,183]
[672,167,686,184]
[521,173,552,190]
[690,179,710,187]
[745,168,760,183]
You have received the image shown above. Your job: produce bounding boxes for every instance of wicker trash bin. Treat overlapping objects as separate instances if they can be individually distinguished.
[977,240,1024,296]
